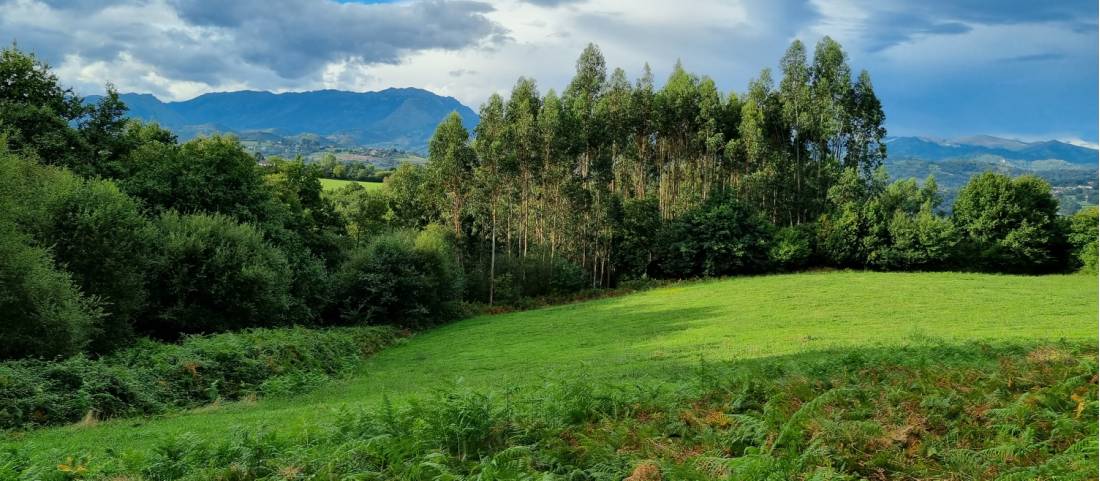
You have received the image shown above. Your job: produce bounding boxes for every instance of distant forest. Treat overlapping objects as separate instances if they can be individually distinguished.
[0,39,1095,362]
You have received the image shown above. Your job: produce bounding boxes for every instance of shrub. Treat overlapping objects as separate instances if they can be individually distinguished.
[0,221,100,360]
[615,197,662,279]
[769,224,814,271]
[953,173,1069,273]
[141,212,293,339]
[871,206,958,270]
[657,192,774,278]
[332,226,463,328]
[28,177,157,352]
[465,252,587,305]
[1068,207,1098,273]
[0,326,399,430]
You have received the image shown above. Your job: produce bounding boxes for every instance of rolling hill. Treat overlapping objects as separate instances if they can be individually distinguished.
[86,88,480,152]
[8,271,1096,471]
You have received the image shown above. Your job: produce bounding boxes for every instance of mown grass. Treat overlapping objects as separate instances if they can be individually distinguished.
[5,271,1096,468]
[318,178,384,191]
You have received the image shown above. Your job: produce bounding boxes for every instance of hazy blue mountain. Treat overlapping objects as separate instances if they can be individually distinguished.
[86,88,479,152]
[884,135,1097,214]
[884,135,1097,165]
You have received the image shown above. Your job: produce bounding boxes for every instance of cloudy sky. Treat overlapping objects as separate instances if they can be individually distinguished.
[3,0,1097,144]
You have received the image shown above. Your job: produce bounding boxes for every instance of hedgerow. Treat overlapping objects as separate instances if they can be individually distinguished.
[0,326,400,430]
[4,342,1094,480]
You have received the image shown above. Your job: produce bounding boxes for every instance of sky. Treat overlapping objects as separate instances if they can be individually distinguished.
[3,0,1097,145]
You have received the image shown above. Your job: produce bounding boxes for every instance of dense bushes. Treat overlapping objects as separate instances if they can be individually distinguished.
[141,212,294,339]
[1068,207,1098,273]
[5,343,1093,479]
[29,177,157,351]
[657,192,773,278]
[332,227,464,328]
[0,222,100,360]
[953,172,1069,273]
[0,326,399,430]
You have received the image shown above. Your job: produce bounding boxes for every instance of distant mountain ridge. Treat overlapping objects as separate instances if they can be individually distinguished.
[885,135,1097,165]
[883,135,1097,214]
[86,88,480,153]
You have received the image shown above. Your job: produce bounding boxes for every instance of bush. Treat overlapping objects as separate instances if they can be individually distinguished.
[465,251,587,305]
[0,325,399,430]
[657,192,774,278]
[1068,207,1098,273]
[871,206,958,270]
[332,226,463,328]
[0,222,101,360]
[141,212,293,339]
[28,177,157,352]
[953,173,1069,273]
[769,224,814,271]
[615,197,662,279]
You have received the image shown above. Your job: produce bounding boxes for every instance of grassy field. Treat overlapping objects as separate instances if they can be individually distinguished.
[318,177,384,191]
[6,271,1096,463]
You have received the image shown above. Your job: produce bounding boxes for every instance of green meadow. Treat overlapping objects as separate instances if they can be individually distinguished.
[9,271,1095,463]
[318,177,385,191]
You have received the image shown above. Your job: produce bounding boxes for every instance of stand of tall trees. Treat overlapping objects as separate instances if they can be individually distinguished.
[427,38,891,294]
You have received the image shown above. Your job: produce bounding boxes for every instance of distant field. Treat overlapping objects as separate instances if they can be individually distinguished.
[8,271,1096,462]
[319,177,384,191]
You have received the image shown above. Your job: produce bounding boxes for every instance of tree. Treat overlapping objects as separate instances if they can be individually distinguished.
[1068,207,1098,273]
[472,93,506,304]
[427,112,475,239]
[141,212,293,339]
[657,192,773,278]
[953,173,1068,273]
[31,177,157,352]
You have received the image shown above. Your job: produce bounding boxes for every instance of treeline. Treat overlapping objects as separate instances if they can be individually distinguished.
[360,40,1096,304]
[0,46,463,360]
[0,40,1095,363]
[315,153,390,182]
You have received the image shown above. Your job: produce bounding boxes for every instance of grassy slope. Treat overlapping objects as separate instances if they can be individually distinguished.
[318,178,384,191]
[8,271,1096,460]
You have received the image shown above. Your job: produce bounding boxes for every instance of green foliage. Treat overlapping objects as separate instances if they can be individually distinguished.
[0,221,100,360]
[120,135,274,223]
[615,196,662,279]
[658,192,773,277]
[1068,207,1098,273]
[141,212,293,339]
[953,172,1069,273]
[769,224,814,270]
[28,177,157,352]
[0,326,399,430]
[327,182,394,244]
[333,226,464,328]
[9,343,1094,480]
[465,251,586,305]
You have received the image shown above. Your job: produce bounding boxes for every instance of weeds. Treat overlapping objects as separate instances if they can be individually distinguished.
[3,342,1093,480]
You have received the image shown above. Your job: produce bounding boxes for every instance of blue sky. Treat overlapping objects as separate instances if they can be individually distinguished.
[3,0,1096,144]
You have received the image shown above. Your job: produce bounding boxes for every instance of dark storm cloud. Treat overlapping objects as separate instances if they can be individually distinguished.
[822,0,1096,52]
[2,0,507,83]
[167,0,507,78]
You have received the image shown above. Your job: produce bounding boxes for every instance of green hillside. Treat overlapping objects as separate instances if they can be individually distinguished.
[319,178,384,191]
[10,271,1095,463]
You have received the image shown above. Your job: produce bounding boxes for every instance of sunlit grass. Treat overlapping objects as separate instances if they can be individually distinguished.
[8,271,1096,462]
[318,177,384,191]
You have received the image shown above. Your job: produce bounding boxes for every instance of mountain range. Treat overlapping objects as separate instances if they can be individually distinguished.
[87,88,480,152]
[883,135,1097,214]
[884,135,1097,165]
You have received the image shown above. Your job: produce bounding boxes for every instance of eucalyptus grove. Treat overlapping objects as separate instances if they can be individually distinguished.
[426,37,890,293]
